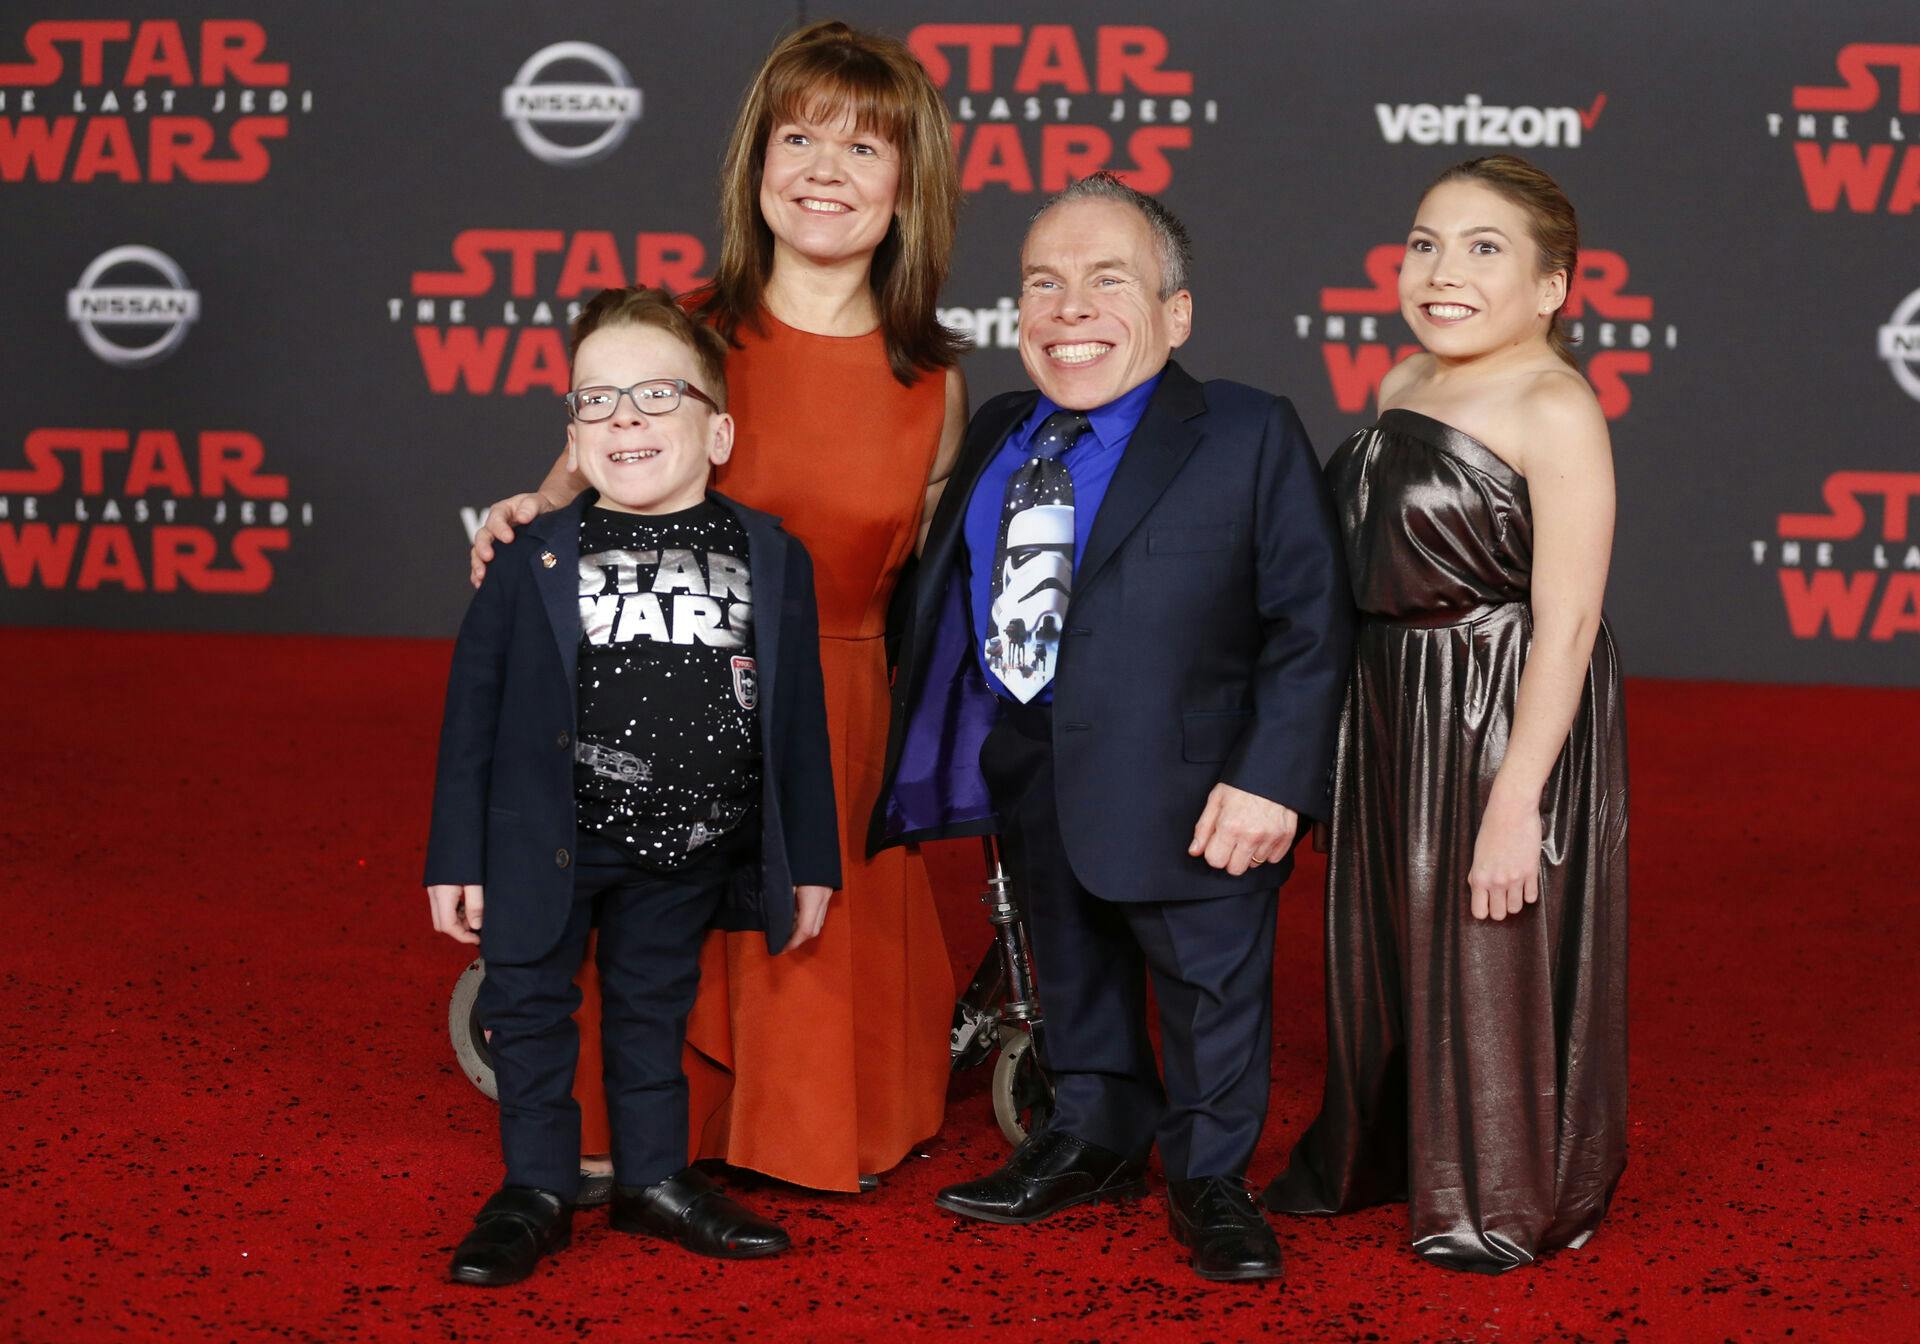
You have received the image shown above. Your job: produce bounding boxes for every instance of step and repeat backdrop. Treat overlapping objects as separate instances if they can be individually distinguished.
[1,2,1916,685]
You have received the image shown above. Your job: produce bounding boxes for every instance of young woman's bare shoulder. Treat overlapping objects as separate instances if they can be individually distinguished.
[1514,367,1610,472]
[1377,352,1435,410]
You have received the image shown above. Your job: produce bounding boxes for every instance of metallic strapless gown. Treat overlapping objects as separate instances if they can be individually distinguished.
[1264,409,1629,1273]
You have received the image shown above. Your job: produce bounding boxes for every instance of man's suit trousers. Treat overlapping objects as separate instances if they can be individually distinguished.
[980,701,1278,1180]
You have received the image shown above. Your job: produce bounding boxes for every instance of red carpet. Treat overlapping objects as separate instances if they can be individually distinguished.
[3,629,1916,1342]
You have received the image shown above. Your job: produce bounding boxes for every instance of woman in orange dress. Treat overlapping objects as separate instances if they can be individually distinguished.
[471,21,969,1194]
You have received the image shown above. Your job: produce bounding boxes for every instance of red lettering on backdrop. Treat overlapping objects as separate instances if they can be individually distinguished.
[555,232,624,295]
[199,432,287,498]
[71,117,139,181]
[1777,570,1876,639]
[0,523,287,592]
[0,20,284,85]
[1778,472,1920,542]
[0,429,286,496]
[1775,572,1920,642]
[415,328,510,393]
[1015,27,1089,94]
[0,21,129,85]
[126,431,195,496]
[0,117,73,179]
[1585,352,1650,419]
[953,124,1187,193]
[0,116,288,184]
[0,523,80,588]
[1322,344,1420,414]
[1870,574,1920,640]
[1792,43,1920,113]
[502,330,570,396]
[1793,143,1920,215]
[413,329,570,395]
[1096,27,1190,95]
[907,25,1023,92]
[909,24,1188,94]
[124,21,193,86]
[78,525,145,590]
[412,232,708,299]
[1321,246,1403,313]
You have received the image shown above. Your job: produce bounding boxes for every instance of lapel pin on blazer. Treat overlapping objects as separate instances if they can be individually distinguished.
[540,551,557,569]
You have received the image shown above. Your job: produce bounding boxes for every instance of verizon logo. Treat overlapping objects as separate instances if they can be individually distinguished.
[1375,92,1606,147]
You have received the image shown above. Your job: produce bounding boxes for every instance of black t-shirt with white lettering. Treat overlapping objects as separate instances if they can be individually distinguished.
[574,499,760,868]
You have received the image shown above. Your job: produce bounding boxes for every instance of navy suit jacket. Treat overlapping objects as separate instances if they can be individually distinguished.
[868,361,1354,901]
[425,489,840,962]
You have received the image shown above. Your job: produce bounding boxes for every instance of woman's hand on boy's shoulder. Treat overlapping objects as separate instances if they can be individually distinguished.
[427,883,484,945]
[469,493,550,588]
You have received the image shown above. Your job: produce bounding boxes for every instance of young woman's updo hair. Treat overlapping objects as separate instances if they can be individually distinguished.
[1428,154,1580,368]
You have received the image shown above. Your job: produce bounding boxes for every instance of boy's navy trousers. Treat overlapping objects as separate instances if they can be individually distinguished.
[476,833,731,1199]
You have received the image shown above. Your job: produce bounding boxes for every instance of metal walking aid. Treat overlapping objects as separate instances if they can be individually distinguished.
[948,835,1056,1145]
[453,834,1059,1147]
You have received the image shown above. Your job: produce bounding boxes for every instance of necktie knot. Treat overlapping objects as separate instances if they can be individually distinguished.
[1030,409,1092,462]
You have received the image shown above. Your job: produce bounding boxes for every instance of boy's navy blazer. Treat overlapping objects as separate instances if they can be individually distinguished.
[425,489,840,963]
[867,360,1355,901]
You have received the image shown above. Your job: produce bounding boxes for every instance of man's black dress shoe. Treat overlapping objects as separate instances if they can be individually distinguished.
[1167,1175,1284,1282]
[934,1130,1147,1225]
[610,1167,790,1259]
[449,1186,572,1287]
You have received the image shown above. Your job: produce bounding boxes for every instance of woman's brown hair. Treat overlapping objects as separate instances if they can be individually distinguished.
[1428,154,1581,368]
[695,20,966,386]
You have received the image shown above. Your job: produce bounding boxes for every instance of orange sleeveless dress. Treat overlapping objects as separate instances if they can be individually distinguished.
[570,309,955,1191]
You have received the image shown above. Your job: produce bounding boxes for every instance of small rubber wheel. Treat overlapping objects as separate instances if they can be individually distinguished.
[448,959,498,1101]
[990,1025,1054,1147]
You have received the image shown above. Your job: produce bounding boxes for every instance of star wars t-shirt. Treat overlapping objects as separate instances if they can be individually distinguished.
[574,499,760,868]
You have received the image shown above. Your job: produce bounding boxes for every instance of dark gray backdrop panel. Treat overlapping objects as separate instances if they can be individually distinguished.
[3,2,1916,685]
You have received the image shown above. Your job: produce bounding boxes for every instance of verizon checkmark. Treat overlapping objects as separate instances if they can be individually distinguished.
[1580,93,1608,130]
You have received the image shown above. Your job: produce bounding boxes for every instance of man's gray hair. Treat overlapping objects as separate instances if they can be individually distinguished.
[1028,171,1193,299]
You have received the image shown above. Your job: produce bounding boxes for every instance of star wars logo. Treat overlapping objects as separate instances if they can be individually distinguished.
[0,20,312,183]
[907,24,1216,193]
[1770,44,1920,214]
[0,428,312,593]
[387,230,710,396]
[1752,473,1920,641]
[1295,245,1678,420]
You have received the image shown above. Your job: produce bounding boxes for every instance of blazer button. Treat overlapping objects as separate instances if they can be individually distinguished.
[557,730,572,750]
[555,848,571,869]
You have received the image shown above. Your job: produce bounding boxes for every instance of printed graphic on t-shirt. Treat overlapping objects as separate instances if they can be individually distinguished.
[573,502,761,868]
[578,546,752,650]
[731,655,758,710]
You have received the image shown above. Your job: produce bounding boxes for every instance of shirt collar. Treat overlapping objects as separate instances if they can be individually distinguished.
[1028,365,1166,452]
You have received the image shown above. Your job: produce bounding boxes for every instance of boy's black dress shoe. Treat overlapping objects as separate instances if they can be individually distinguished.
[611,1168,790,1259]
[575,1169,614,1208]
[1167,1175,1284,1282]
[933,1130,1148,1225]
[449,1186,572,1287]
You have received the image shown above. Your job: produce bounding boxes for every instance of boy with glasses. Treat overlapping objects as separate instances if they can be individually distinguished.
[424,286,839,1285]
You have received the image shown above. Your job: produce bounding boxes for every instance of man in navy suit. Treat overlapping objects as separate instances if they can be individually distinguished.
[870,175,1353,1282]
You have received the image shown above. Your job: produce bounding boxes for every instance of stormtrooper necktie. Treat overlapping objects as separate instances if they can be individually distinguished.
[986,408,1090,702]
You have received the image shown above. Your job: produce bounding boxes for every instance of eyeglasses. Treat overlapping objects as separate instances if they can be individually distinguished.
[563,378,719,422]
